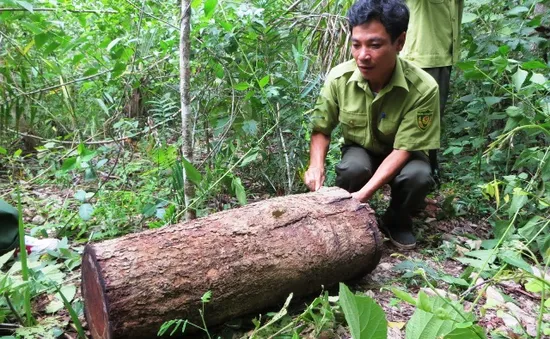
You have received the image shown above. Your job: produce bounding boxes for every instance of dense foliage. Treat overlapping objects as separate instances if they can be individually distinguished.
[0,0,549,337]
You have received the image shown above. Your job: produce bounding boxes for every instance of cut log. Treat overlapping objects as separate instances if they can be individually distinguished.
[81,187,383,339]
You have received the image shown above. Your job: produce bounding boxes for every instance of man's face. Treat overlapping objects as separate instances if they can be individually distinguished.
[351,20,405,89]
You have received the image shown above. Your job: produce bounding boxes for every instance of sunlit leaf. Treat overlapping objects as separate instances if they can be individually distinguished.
[182,158,202,185]
[61,157,78,171]
[239,149,259,167]
[461,12,477,24]
[231,177,247,205]
[507,6,529,16]
[79,204,94,221]
[498,250,533,273]
[530,73,547,85]
[106,38,122,52]
[339,283,387,339]
[234,82,249,91]
[483,97,502,106]
[522,60,548,70]
[15,0,33,13]
[258,75,270,89]
[74,190,87,202]
[204,0,217,17]
[512,68,528,92]
[391,288,416,305]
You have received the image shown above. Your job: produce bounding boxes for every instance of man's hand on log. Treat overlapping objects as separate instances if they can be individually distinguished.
[304,166,325,191]
[351,190,372,203]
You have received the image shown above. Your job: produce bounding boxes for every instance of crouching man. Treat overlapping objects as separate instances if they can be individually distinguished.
[304,0,440,249]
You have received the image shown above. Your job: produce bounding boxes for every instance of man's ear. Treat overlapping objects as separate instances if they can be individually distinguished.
[395,32,406,51]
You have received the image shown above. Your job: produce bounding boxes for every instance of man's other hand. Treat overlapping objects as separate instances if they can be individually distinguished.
[304,166,325,191]
[351,190,370,203]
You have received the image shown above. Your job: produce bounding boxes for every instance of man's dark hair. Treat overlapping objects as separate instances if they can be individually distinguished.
[347,0,409,42]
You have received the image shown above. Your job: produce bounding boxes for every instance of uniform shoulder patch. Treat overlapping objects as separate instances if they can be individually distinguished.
[417,110,433,131]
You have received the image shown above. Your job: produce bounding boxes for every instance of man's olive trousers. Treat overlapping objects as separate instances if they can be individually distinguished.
[335,145,435,213]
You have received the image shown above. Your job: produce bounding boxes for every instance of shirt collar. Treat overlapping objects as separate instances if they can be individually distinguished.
[346,57,410,92]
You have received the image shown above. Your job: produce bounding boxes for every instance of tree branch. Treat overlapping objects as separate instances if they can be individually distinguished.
[0,8,117,14]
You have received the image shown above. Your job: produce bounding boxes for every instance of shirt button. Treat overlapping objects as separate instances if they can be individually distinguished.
[350,120,354,125]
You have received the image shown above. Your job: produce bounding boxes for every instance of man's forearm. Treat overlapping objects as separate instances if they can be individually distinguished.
[309,132,331,168]
[356,149,411,200]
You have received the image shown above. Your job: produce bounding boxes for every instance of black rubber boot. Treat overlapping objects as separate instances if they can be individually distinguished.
[380,208,416,250]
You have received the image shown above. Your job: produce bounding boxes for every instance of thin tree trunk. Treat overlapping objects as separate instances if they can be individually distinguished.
[179,0,196,220]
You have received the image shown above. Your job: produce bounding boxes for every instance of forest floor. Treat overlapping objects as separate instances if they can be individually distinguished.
[357,191,545,339]
[6,181,547,338]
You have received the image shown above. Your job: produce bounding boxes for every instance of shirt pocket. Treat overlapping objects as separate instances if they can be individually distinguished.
[428,0,444,3]
[339,110,368,145]
[377,115,399,142]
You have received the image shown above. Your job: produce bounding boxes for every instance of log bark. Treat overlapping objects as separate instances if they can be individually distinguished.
[81,187,383,339]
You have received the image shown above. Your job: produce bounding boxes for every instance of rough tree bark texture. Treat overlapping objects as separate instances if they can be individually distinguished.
[81,188,383,339]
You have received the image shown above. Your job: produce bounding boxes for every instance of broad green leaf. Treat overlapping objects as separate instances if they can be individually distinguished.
[505,106,522,118]
[239,149,259,167]
[96,99,110,116]
[112,62,127,78]
[61,157,78,171]
[191,0,202,9]
[234,82,249,91]
[391,288,416,305]
[456,257,487,270]
[182,158,202,185]
[74,190,87,202]
[492,56,508,72]
[242,120,258,135]
[465,250,496,263]
[83,68,99,77]
[204,0,217,17]
[57,284,77,303]
[530,73,547,85]
[518,216,543,240]
[214,63,224,78]
[522,60,548,70]
[45,300,64,313]
[0,147,7,155]
[15,0,33,12]
[34,33,50,49]
[13,149,22,157]
[461,12,477,24]
[258,75,270,89]
[483,97,502,106]
[524,279,543,293]
[499,250,533,273]
[508,188,528,216]
[507,6,529,16]
[444,325,486,338]
[79,150,97,163]
[416,291,433,313]
[106,38,122,52]
[79,204,94,221]
[0,250,15,270]
[231,177,247,205]
[339,283,387,339]
[512,69,528,92]
[142,203,156,218]
[405,296,474,339]
[456,61,476,71]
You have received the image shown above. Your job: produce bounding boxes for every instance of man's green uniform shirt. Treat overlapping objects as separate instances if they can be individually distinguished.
[401,0,464,67]
[310,57,440,156]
